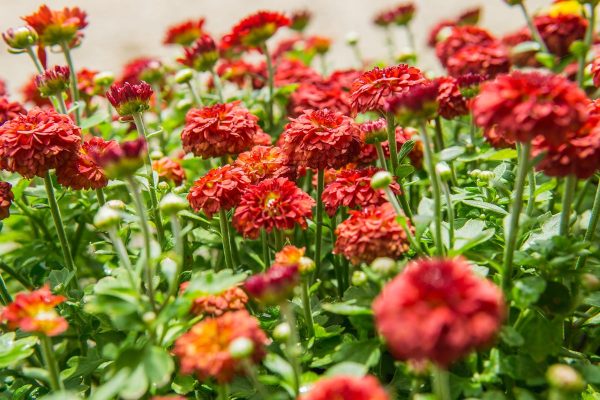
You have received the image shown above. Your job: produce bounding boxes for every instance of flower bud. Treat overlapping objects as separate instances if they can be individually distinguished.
[352,271,368,286]
[176,98,193,111]
[172,185,187,195]
[478,171,495,181]
[106,199,126,211]
[94,205,121,229]
[345,31,359,45]
[299,256,315,275]
[92,137,147,179]
[93,71,115,88]
[158,181,170,192]
[360,119,387,144]
[142,311,156,323]
[581,273,600,291]
[469,169,482,179]
[150,150,164,160]
[371,171,393,190]
[371,257,397,276]
[273,322,291,342]
[244,265,299,305]
[35,66,71,97]
[436,162,452,181]
[229,337,255,359]
[106,81,153,116]
[160,193,188,216]
[175,68,195,84]
[546,364,585,393]
[2,26,38,50]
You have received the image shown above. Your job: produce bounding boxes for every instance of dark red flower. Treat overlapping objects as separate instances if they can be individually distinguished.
[223,11,290,49]
[233,177,314,239]
[21,75,52,108]
[177,34,219,72]
[328,69,363,91]
[35,65,71,96]
[181,101,260,159]
[0,181,13,220]
[0,79,6,97]
[77,68,99,100]
[215,59,257,87]
[350,64,426,114]
[181,282,248,317]
[289,9,312,32]
[374,3,416,26]
[22,5,87,47]
[264,58,320,88]
[281,108,361,170]
[322,167,400,216]
[244,264,300,305]
[435,26,497,66]
[436,76,469,119]
[334,202,413,265]
[591,57,600,87]
[106,81,153,116]
[0,97,26,126]
[120,57,163,85]
[535,13,587,58]
[163,18,205,46]
[152,157,185,185]
[234,145,291,183]
[93,137,147,179]
[0,108,81,178]
[253,130,272,146]
[473,71,589,146]
[428,20,457,47]
[385,81,440,122]
[57,136,115,190]
[288,80,351,118]
[373,257,505,367]
[187,165,250,218]
[446,44,511,79]
[300,375,390,400]
[484,126,515,149]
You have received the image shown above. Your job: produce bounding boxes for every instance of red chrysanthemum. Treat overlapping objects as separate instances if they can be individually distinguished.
[358,126,424,169]
[373,257,505,367]
[288,79,351,118]
[22,5,87,47]
[300,375,390,400]
[253,131,272,146]
[535,13,587,58]
[254,58,321,89]
[215,59,257,87]
[224,11,290,49]
[334,202,413,265]
[350,64,426,114]
[21,75,52,108]
[436,26,497,66]
[0,108,81,178]
[77,68,99,100]
[591,58,600,87]
[177,34,219,72]
[0,181,13,220]
[428,20,457,47]
[173,310,268,383]
[436,76,469,119]
[119,57,163,85]
[35,65,71,97]
[446,44,511,79]
[281,109,361,170]
[163,18,205,46]
[328,69,363,91]
[106,81,154,116]
[273,245,313,273]
[233,177,314,239]
[1,285,68,336]
[234,145,291,183]
[472,71,589,146]
[322,167,400,216]
[187,165,250,218]
[244,264,300,305]
[56,136,115,190]
[181,282,248,317]
[152,157,185,185]
[181,101,260,158]
[483,126,515,149]
[92,137,147,179]
[0,97,26,126]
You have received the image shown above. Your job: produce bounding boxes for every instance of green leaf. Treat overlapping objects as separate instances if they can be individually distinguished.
[397,140,415,164]
[325,361,367,378]
[264,353,294,384]
[511,41,541,54]
[512,277,546,309]
[583,292,600,308]
[500,326,524,347]
[143,346,174,388]
[332,339,381,368]
[535,52,556,69]
[395,164,415,180]
[450,219,495,255]
[0,332,39,368]
[440,146,465,161]
[517,311,562,361]
[184,269,247,296]
[483,148,518,161]
[80,112,109,130]
[569,40,588,57]
[321,302,373,316]
[461,200,508,215]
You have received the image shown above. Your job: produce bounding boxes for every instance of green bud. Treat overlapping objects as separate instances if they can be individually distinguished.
[371,257,397,276]
[371,171,393,189]
[581,273,600,291]
[478,171,495,181]
[158,181,170,192]
[2,26,38,50]
[93,71,115,88]
[150,150,164,160]
[142,311,156,323]
[470,169,482,179]
[175,68,195,84]
[176,98,193,112]
[106,199,126,211]
[345,31,359,45]
[436,162,452,181]
[172,185,187,195]
[546,364,585,393]
[94,205,121,229]
[273,322,291,342]
[299,256,316,275]
[160,193,188,215]
[229,337,255,359]
[352,271,368,286]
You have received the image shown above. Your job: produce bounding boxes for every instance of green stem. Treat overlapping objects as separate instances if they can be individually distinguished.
[384,27,396,61]
[261,43,275,131]
[228,220,241,267]
[44,173,76,274]
[575,178,600,270]
[526,169,536,216]
[420,122,444,256]
[211,69,225,102]
[441,180,455,250]
[280,302,301,397]
[107,228,132,271]
[386,113,399,173]
[559,175,578,236]
[313,169,325,281]
[218,383,229,400]
[350,43,364,68]
[502,141,531,296]
[577,4,596,87]
[518,2,550,54]
[60,42,81,125]
[132,112,165,246]
[434,116,445,152]
[375,142,388,170]
[166,215,184,301]
[384,187,424,256]
[0,273,12,305]
[40,335,64,391]
[261,229,270,269]
[319,54,328,76]
[219,209,234,270]
[25,46,44,73]
[432,366,451,400]
[301,279,315,338]
[186,81,202,106]
[95,188,106,206]
[274,229,284,251]
[0,261,31,290]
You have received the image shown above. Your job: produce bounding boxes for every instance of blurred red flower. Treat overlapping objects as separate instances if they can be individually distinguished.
[181,282,248,317]
[223,11,290,50]
[436,26,497,66]
[244,264,299,305]
[436,76,469,119]
[445,44,511,79]
[301,375,390,400]
[0,97,26,126]
[177,34,219,72]
[234,145,291,183]
[0,181,13,220]
[163,18,205,46]
[152,157,185,186]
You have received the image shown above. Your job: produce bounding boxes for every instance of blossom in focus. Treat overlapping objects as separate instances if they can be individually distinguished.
[0,181,14,220]
[334,202,412,265]
[0,97,26,125]
[163,18,205,46]
[181,101,260,158]
[152,157,185,186]
[234,145,291,183]
[0,108,81,178]
[177,34,219,72]
[244,264,300,305]
[173,310,268,383]
[233,177,314,239]
[373,257,504,367]
[300,375,390,400]
[22,5,88,47]
[222,11,290,50]
[57,136,116,190]
[106,81,153,116]
[180,282,248,317]
[187,165,250,218]
[1,285,68,336]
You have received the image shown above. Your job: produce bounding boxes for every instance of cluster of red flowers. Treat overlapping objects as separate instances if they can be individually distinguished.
[57,136,115,190]
[180,282,248,317]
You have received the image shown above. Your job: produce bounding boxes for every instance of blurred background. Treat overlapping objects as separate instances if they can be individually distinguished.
[1,0,547,96]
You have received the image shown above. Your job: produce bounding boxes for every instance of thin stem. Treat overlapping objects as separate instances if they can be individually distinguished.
[404,24,416,53]
[441,180,455,250]
[386,113,399,173]
[228,220,241,267]
[0,273,12,305]
[526,169,536,216]
[319,54,328,76]
[375,142,388,170]
[502,141,531,296]
[432,366,451,400]
[575,179,600,270]
[127,177,157,312]
[132,112,165,245]
[218,383,229,400]
[261,43,275,131]
[166,215,184,301]
[433,116,445,152]
[280,302,301,397]
[186,81,202,106]
[219,209,234,271]
[350,43,364,68]
[40,335,64,391]
[518,2,550,54]
[559,175,578,236]
[261,229,270,269]
[384,27,396,61]
[25,47,44,73]
[95,188,106,206]
[55,93,69,115]
[107,228,132,271]
[0,261,31,290]
[301,279,315,338]
[44,173,76,273]
[60,42,81,125]
[313,169,325,281]
[577,4,596,87]
[211,69,225,102]
[420,122,444,256]
[384,187,424,256]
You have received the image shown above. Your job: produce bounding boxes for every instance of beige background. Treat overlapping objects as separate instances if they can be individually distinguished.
[1,0,547,96]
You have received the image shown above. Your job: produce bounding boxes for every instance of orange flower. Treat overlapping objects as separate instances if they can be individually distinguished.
[0,181,13,220]
[173,310,268,383]
[233,177,314,239]
[1,285,68,336]
[163,18,205,46]
[223,11,290,50]
[180,282,248,317]
[77,68,99,100]
[334,203,412,265]
[274,245,314,274]
[0,108,81,178]
[0,97,26,125]
[57,136,116,190]
[22,5,87,47]
[152,157,185,185]
[234,145,291,183]
[301,375,390,400]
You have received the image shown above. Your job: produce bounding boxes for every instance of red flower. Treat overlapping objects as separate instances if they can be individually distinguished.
[22,5,87,46]
[288,80,351,118]
[92,137,147,179]
[181,101,260,158]
[328,69,363,91]
[120,57,163,85]
[358,126,423,169]
[436,26,497,66]
[177,34,219,72]
[281,109,361,170]
[322,167,400,216]
[374,3,416,26]
[0,108,81,178]
[502,28,538,68]
[35,65,71,96]
[350,65,426,114]
[591,57,600,87]
[446,44,511,79]
[1,285,68,336]
[373,257,505,367]
[233,177,314,238]
[289,9,312,32]
[173,310,268,383]
[234,145,291,183]
[535,13,587,58]
[187,165,250,218]
[77,68,99,100]
[472,71,589,146]
[181,282,248,317]
[334,202,412,265]
[0,97,26,125]
[224,11,290,49]
[163,18,205,46]
[484,126,515,149]
[253,58,320,89]
[385,81,441,122]
[253,131,272,146]
[152,157,185,185]
[305,35,332,54]
[273,245,313,273]
[428,20,456,47]
[106,81,153,116]
[21,75,52,108]
[436,76,469,119]
[300,375,390,400]
[0,181,13,220]
[57,136,116,190]
[216,59,257,87]
[244,264,300,305]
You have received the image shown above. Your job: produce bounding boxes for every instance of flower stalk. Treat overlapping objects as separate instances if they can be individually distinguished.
[576,178,600,270]
[40,334,64,391]
[280,302,301,396]
[559,175,578,236]
[301,279,315,338]
[432,366,451,400]
[260,43,275,130]
[44,173,76,275]
[313,168,325,280]
[219,209,234,270]
[59,42,81,125]
[420,122,444,256]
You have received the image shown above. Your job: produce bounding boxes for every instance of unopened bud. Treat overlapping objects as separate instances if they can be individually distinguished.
[299,257,315,274]
[273,322,291,342]
[94,205,121,229]
[371,257,397,276]
[160,193,188,215]
[371,171,393,190]
[229,337,255,359]
[150,150,164,160]
[106,199,126,211]
[436,162,452,181]
[470,169,482,179]
[93,71,115,88]
[478,171,495,181]
[345,31,359,45]
[157,181,170,192]
[142,311,156,323]
[2,26,38,50]
[175,68,195,84]
[352,271,368,286]
[546,364,585,393]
